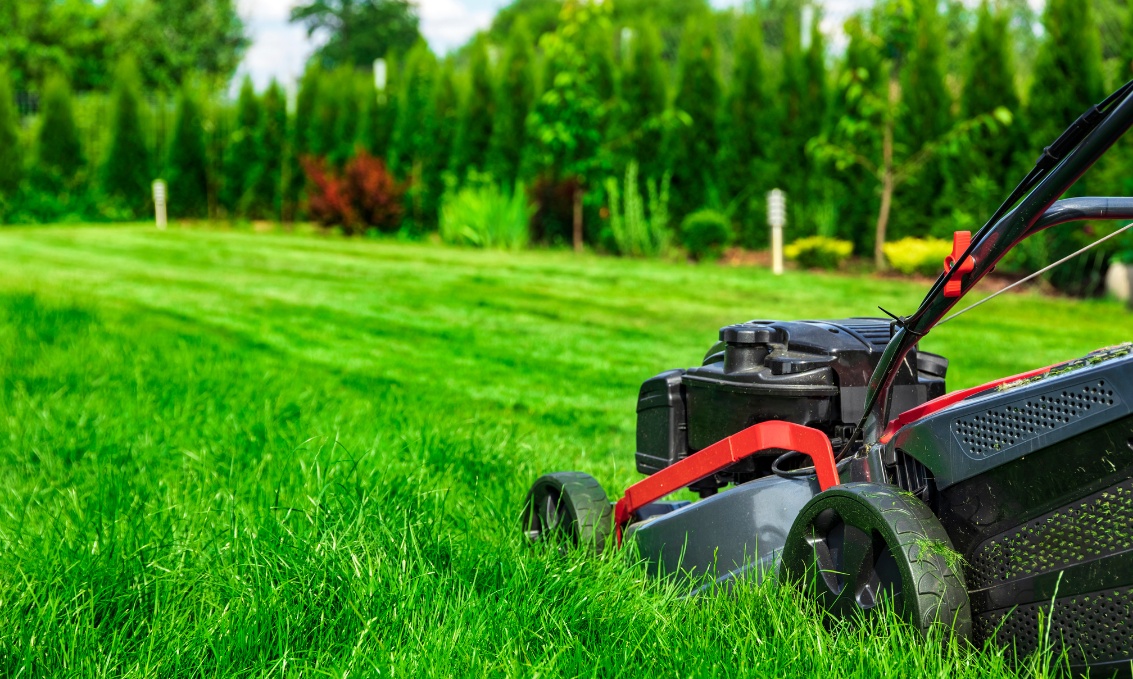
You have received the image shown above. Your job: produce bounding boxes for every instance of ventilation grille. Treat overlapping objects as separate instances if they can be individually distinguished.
[976,586,1133,665]
[838,320,892,349]
[969,478,1133,590]
[952,380,1117,459]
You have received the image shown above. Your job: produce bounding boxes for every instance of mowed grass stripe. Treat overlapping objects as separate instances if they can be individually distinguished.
[1,224,1129,677]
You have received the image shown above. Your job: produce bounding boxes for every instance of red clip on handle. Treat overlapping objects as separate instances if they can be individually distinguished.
[943,231,975,298]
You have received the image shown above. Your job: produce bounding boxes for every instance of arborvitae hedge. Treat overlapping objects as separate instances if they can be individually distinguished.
[221,77,263,216]
[35,73,84,186]
[669,15,721,220]
[102,57,151,216]
[0,67,21,196]
[617,22,666,182]
[391,40,440,227]
[433,59,460,182]
[249,79,287,219]
[488,16,535,186]
[165,84,210,218]
[331,72,362,167]
[287,65,320,219]
[720,14,774,247]
[451,39,495,177]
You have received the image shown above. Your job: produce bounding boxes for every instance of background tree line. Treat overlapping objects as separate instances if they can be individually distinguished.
[4,0,1133,293]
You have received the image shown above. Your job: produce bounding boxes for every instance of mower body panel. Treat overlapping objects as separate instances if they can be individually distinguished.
[625,474,820,584]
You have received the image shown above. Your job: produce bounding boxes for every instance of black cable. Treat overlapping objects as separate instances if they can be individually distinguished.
[771,450,854,479]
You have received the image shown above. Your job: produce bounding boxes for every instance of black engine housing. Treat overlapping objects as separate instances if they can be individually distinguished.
[635,318,948,486]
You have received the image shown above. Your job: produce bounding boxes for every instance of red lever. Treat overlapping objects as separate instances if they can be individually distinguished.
[943,231,975,298]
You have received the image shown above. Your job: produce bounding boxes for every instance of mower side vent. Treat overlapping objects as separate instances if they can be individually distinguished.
[952,380,1117,459]
[969,477,1133,589]
[838,320,893,349]
[976,585,1133,665]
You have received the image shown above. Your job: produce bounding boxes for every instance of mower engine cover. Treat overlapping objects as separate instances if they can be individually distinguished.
[635,318,948,489]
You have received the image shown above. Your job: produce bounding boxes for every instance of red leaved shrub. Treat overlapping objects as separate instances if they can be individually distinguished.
[302,150,404,235]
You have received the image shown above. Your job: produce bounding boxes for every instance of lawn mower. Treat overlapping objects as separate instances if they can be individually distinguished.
[523,78,1133,673]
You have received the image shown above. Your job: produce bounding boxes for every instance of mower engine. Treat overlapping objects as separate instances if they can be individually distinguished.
[636,318,947,494]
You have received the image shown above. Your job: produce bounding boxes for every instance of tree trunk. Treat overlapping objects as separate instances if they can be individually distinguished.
[572,183,584,253]
[874,70,899,270]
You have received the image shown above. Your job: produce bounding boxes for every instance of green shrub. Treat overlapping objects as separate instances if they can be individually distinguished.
[0,66,21,197]
[679,209,732,261]
[101,57,151,217]
[165,85,210,219]
[440,176,534,250]
[604,161,671,257]
[784,236,854,270]
[882,237,952,276]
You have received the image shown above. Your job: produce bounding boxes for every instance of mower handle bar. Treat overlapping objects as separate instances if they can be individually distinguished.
[857,80,1133,449]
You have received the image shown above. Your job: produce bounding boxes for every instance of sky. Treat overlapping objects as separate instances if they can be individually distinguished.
[234,0,881,90]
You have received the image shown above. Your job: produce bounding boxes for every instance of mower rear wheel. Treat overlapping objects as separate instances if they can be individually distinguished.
[779,482,972,640]
[522,472,613,554]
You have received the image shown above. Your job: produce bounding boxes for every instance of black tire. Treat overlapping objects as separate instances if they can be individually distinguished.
[779,482,972,640]
[522,472,613,554]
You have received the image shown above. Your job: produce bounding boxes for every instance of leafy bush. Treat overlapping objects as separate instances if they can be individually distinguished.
[680,209,732,260]
[785,236,854,270]
[604,161,671,257]
[302,151,404,235]
[882,237,952,276]
[440,176,534,250]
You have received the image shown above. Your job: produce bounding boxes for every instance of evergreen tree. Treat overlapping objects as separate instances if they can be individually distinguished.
[390,40,440,227]
[286,65,320,219]
[617,21,667,182]
[102,56,151,216]
[777,9,808,221]
[802,12,828,139]
[451,38,495,177]
[0,66,22,197]
[433,58,460,182]
[375,51,400,157]
[165,84,210,218]
[310,68,344,158]
[488,16,536,186]
[221,76,263,216]
[669,15,721,220]
[35,72,84,186]
[247,79,287,219]
[331,72,362,166]
[895,0,952,238]
[1026,0,1104,156]
[719,13,775,247]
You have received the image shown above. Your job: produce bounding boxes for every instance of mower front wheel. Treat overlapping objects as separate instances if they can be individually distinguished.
[779,482,972,640]
[522,472,614,554]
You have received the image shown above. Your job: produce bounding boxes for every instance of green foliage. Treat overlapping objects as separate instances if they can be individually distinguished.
[439,175,534,250]
[488,16,537,186]
[391,40,441,227]
[0,67,22,197]
[669,15,721,221]
[303,150,405,234]
[784,236,855,270]
[220,77,263,217]
[290,0,420,69]
[603,160,671,257]
[432,59,461,184]
[882,236,950,276]
[246,80,287,220]
[679,208,731,260]
[287,65,322,220]
[617,22,668,182]
[101,57,151,217]
[164,84,210,219]
[331,73,364,167]
[451,39,496,178]
[719,14,775,248]
[34,72,84,188]
[489,0,563,43]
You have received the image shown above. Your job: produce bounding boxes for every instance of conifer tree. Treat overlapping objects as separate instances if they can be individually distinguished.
[310,69,344,158]
[331,72,362,166]
[433,59,460,182]
[102,56,151,216]
[720,14,774,248]
[35,73,84,186]
[617,21,666,182]
[390,40,440,227]
[247,79,287,219]
[895,0,952,238]
[451,39,495,177]
[221,77,263,216]
[165,84,210,218]
[375,51,400,158]
[1026,0,1104,156]
[0,66,22,197]
[802,12,828,138]
[488,16,536,186]
[669,15,721,220]
[777,10,808,219]
[356,78,381,156]
[286,64,320,219]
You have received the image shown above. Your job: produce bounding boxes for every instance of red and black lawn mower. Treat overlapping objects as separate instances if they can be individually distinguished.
[524,79,1133,673]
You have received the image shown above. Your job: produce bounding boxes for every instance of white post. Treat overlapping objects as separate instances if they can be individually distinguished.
[153,180,167,230]
[768,188,786,275]
[373,58,387,92]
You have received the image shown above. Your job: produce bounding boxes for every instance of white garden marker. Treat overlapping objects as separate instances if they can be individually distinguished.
[768,188,786,275]
[373,58,387,92]
[153,180,168,230]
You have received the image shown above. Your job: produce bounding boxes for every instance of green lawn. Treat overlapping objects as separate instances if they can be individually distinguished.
[2,224,1131,677]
